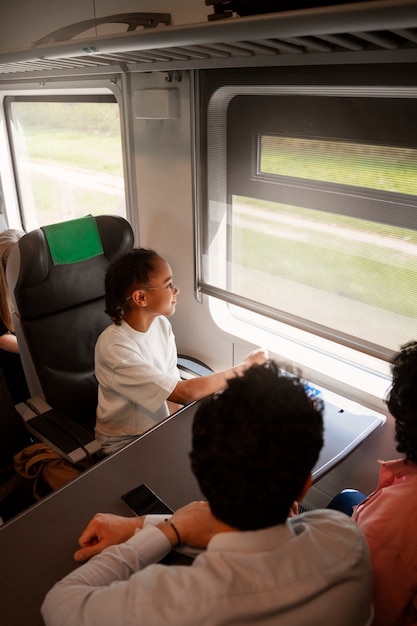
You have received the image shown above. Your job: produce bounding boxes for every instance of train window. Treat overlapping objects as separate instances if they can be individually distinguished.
[199,72,417,372]
[259,136,417,194]
[4,95,126,230]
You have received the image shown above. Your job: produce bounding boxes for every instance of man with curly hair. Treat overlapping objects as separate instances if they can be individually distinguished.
[352,340,417,626]
[42,362,372,626]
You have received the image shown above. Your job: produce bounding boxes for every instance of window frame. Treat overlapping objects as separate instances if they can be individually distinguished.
[4,92,127,231]
[198,75,417,364]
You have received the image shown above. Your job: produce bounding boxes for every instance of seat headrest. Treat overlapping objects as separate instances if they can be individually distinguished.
[42,215,103,265]
[9,215,134,320]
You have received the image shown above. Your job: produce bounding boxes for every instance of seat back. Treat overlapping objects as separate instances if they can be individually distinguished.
[7,215,134,433]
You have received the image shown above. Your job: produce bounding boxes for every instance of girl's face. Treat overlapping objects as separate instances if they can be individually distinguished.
[143,256,179,318]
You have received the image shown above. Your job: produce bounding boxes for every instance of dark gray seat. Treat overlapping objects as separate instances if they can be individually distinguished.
[6,215,213,462]
[6,215,134,461]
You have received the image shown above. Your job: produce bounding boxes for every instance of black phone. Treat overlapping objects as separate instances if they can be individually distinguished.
[121,483,198,566]
[121,483,173,516]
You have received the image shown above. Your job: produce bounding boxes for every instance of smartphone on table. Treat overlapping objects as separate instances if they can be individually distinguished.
[121,483,173,516]
[120,483,197,564]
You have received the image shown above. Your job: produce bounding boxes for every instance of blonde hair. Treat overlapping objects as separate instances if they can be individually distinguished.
[0,228,24,332]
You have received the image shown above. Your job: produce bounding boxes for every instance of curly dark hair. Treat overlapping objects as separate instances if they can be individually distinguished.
[104,248,160,324]
[190,361,324,530]
[386,340,417,463]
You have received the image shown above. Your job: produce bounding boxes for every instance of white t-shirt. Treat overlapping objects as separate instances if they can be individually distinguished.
[95,317,180,437]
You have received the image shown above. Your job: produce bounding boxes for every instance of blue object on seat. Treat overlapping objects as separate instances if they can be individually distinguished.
[327,488,367,516]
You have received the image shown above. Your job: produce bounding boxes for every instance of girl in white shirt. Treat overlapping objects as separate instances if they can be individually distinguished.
[95,248,267,453]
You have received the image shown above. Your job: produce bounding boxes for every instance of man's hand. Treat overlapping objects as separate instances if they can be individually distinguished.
[165,501,217,549]
[74,513,145,562]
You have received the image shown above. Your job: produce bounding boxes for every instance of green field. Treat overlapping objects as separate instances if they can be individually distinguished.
[25,129,124,175]
[261,136,417,195]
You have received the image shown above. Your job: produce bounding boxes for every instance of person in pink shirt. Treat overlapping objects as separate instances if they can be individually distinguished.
[352,340,417,626]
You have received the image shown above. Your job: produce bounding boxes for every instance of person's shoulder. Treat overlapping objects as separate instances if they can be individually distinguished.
[292,509,370,565]
[298,507,357,524]
[97,322,117,339]
[294,508,365,541]
[96,321,126,349]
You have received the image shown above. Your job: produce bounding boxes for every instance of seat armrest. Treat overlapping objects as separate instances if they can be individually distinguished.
[177,355,214,379]
[15,397,101,464]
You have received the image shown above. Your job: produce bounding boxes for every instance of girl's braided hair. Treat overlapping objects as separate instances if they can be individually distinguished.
[105,248,160,325]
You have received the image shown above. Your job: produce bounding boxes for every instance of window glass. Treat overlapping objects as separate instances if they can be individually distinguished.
[260,135,417,195]
[230,193,417,351]
[6,96,126,229]
[200,75,417,362]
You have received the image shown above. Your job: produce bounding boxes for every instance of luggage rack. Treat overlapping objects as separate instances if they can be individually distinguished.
[0,1,417,80]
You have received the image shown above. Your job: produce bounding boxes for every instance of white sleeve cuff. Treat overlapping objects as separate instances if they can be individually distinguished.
[129,524,172,565]
[142,514,171,528]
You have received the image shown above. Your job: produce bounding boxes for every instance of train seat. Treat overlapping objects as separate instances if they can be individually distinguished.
[6,214,134,463]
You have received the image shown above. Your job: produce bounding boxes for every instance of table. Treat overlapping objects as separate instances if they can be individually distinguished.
[312,399,385,482]
[0,397,385,625]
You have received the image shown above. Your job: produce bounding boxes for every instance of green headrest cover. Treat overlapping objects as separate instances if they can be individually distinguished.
[42,215,104,265]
